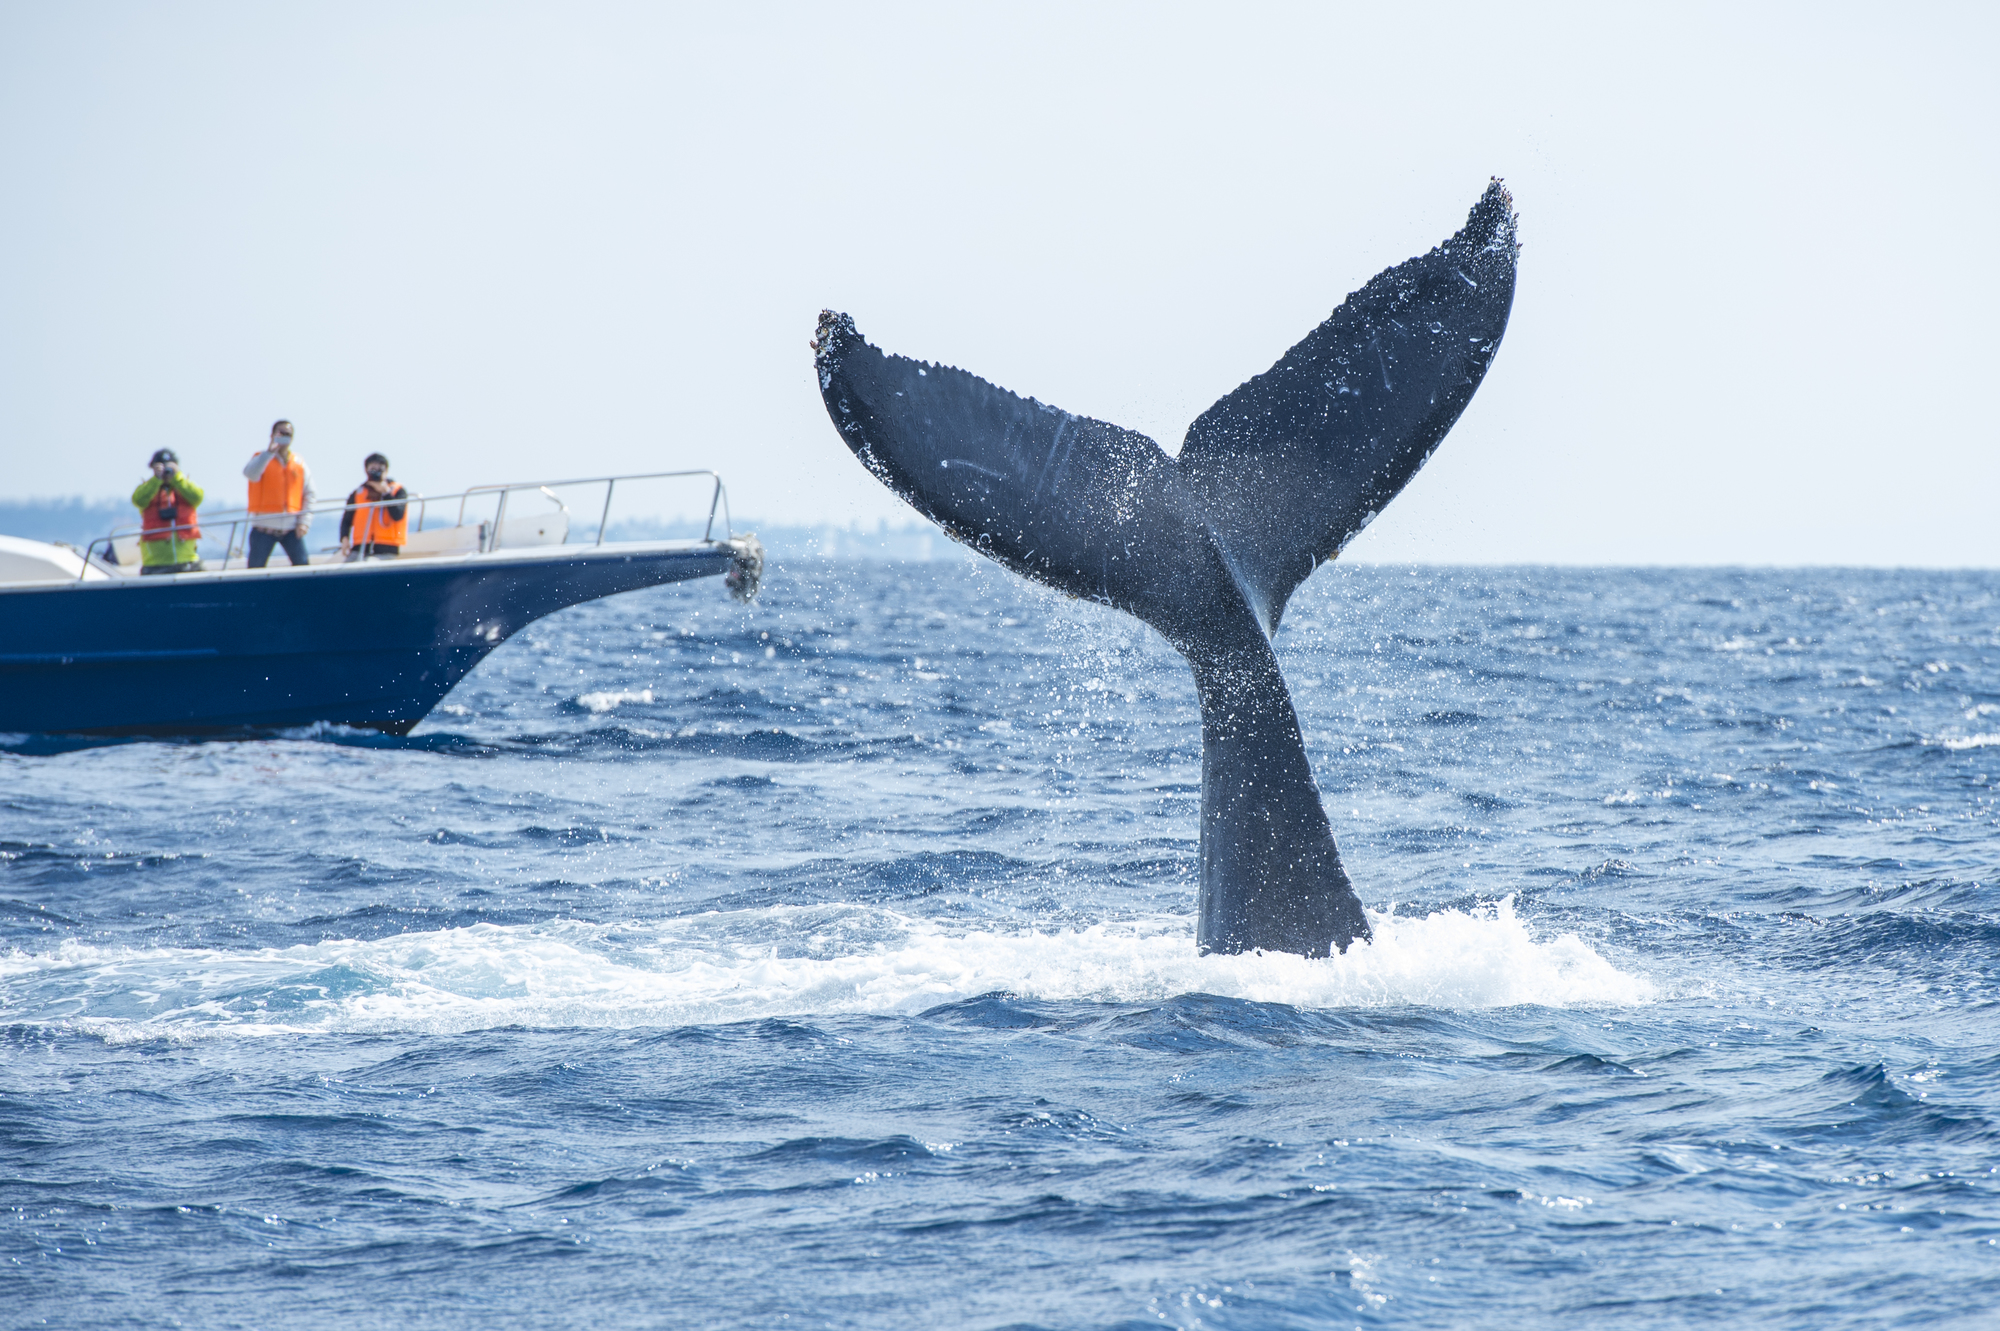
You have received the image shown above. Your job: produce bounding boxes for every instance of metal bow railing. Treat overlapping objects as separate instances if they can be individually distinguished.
[78,470,731,581]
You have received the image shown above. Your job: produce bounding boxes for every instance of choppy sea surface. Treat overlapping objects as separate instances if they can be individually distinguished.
[3,562,1997,1329]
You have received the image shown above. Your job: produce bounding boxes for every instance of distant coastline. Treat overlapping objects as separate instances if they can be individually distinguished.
[0,498,972,564]
[0,498,129,547]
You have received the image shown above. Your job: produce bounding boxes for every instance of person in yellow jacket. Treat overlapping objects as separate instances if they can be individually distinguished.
[340,453,409,558]
[242,419,315,568]
[130,448,205,574]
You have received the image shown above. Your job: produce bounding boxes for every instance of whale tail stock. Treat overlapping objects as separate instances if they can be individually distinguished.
[813,182,1519,957]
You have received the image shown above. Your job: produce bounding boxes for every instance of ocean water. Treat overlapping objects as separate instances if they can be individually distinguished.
[3,562,1997,1329]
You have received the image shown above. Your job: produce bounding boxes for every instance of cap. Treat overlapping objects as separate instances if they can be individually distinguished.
[149,448,178,466]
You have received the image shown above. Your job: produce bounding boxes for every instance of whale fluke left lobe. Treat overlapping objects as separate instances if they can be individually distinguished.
[815,311,1369,956]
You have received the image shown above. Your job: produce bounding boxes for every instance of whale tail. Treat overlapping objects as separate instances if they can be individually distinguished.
[813,182,1519,956]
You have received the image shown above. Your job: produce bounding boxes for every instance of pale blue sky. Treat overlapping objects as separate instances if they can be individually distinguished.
[2,2,1993,563]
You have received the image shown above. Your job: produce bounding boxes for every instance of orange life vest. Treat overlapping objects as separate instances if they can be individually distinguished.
[248,452,307,515]
[141,483,200,544]
[347,484,409,548]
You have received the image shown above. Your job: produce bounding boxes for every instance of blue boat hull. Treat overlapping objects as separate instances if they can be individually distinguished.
[0,545,731,735]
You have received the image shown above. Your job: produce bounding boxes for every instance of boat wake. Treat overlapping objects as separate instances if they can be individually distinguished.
[1,899,1653,1040]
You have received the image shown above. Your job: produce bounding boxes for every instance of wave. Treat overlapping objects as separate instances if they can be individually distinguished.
[0,898,1653,1040]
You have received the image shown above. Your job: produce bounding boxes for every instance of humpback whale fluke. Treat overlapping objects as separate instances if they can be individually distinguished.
[814,181,1519,956]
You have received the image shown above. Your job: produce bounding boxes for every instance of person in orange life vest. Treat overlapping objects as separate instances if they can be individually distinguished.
[130,448,205,575]
[242,419,315,568]
[340,453,409,558]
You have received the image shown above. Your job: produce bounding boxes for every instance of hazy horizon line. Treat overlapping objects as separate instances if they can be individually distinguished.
[3,499,1993,572]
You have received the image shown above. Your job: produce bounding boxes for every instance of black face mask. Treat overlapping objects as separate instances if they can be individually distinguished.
[367,468,386,481]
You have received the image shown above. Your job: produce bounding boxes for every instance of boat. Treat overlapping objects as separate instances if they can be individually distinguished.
[0,471,762,736]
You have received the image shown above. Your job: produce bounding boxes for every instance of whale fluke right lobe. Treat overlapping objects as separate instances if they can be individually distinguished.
[1179,181,1518,633]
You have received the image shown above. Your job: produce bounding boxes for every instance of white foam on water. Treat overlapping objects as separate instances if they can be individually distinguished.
[0,898,1654,1041]
[1937,732,2000,751]
[576,687,654,713]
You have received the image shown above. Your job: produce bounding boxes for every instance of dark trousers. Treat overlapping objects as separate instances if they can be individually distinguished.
[247,528,310,568]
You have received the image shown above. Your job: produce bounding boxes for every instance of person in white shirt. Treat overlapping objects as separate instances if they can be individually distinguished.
[241,419,316,568]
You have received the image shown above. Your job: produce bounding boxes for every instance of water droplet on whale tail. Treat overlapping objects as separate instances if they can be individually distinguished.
[811,182,1519,957]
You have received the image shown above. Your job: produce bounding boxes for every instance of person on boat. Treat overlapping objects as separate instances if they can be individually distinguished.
[340,453,409,559]
[130,449,205,575]
[242,419,315,568]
